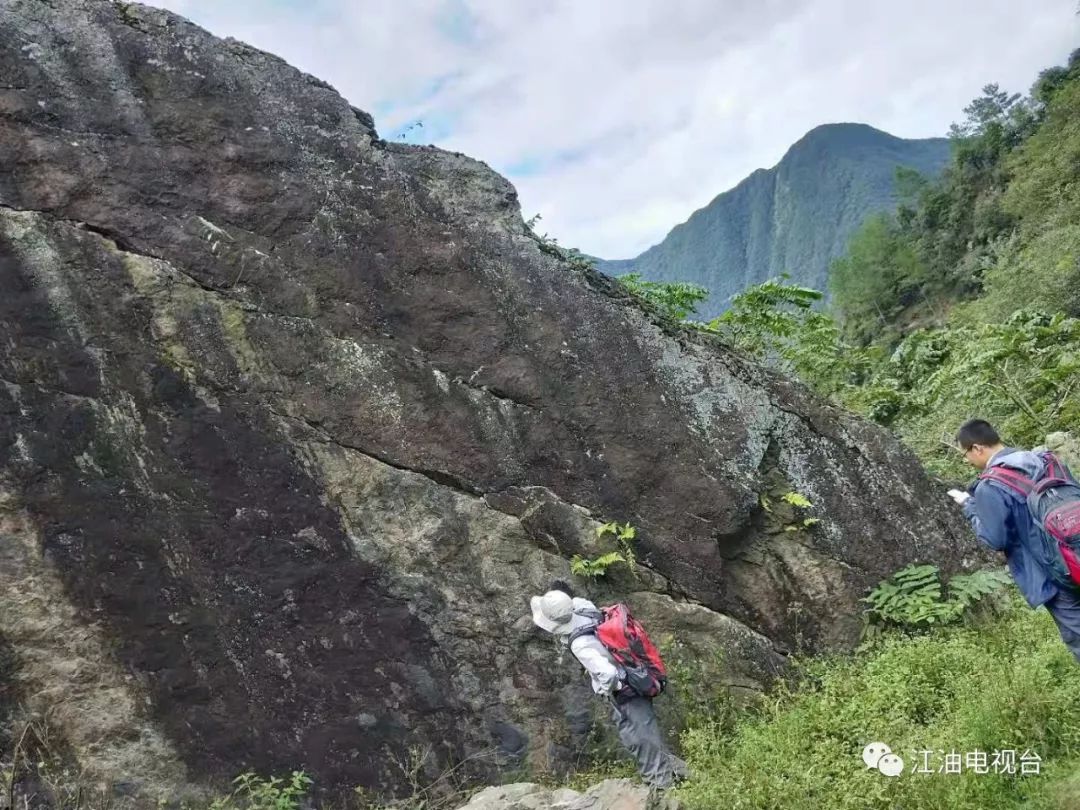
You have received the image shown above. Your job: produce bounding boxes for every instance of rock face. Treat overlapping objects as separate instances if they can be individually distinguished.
[0,0,976,803]
[1045,432,1080,471]
[456,779,678,810]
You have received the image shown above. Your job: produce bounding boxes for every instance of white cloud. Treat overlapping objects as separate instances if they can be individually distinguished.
[152,0,1078,258]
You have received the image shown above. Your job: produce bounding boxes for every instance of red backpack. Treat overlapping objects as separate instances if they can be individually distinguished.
[570,603,668,697]
[979,452,1080,588]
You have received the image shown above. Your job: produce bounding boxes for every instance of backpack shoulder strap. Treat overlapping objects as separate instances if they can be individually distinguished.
[567,606,603,645]
[1039,451,1071,483]
[566,625,592,644]
[980,465,1035,498]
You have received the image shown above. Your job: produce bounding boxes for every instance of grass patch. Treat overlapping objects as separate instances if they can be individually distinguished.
[677,593,1080,809]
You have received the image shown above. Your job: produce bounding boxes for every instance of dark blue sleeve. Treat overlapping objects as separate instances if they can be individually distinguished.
[964,483,1013,552]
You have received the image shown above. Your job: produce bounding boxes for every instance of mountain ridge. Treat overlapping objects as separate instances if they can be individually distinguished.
[599,123,951,316]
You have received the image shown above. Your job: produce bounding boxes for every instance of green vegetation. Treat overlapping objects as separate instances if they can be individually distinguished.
[856,311,1080,478]
[780,492,813,509]
[571,521,638,580]
[209,772,312,810]
[569,550,628,580]
[829,67,1080,342]
[618,273,709,321]
[861,564,1011,638]
[829,212,928,345]
[677,593,1080,810]
[828,52,1080,475]
[760,489,821,532]
[697,275,877,400]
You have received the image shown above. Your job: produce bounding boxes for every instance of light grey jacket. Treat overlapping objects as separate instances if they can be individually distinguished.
[564,598,622,696]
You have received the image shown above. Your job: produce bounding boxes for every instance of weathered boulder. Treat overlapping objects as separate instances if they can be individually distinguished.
[1045,432,1080,471]
[0,0,977,802]
[456,780,678,810]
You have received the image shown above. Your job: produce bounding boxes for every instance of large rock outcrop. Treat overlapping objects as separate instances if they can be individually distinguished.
[1044,432,1080,471]
[455,780,679,810]
[0,0,976,803]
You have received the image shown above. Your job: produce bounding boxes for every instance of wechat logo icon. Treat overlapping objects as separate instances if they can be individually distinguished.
[863,742,904,777]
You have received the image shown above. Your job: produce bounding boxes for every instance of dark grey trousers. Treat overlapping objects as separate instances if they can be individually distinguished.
[1047,588,1080,661]
[610,695,688,788]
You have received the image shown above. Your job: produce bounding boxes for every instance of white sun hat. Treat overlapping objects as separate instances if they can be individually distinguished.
[530,590,574,635]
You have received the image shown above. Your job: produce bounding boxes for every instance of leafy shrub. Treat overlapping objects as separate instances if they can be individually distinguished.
[879,310,1080,478]
[570,522,637,580]
[781,491,813,510]
[209,771,312,810]
[862,564,1011,638]
[693,276,877,398]
[962,225,1080,322]
[761,490,820,532]
[570,551,628,579]
[618,273,710,321]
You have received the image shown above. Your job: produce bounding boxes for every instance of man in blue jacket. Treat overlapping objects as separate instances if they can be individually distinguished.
[954,419,1080,660]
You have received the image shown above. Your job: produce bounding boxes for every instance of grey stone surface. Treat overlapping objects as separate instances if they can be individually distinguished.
[1045,432,1080,471]
[456,779,679,810]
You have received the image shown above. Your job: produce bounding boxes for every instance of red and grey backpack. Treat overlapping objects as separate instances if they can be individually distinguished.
[569,603,668,697]
[979,452,1080,588]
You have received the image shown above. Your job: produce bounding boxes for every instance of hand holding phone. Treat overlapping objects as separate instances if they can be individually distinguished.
[947,488,971,505]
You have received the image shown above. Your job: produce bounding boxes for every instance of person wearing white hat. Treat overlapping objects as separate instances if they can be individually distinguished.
[529,581,688,788]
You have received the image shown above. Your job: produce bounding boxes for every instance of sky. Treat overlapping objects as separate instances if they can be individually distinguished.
[154,0,1078,259]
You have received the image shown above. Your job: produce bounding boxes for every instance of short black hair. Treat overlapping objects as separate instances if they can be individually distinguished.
[549,579,575,598]
[956,419,1001,450]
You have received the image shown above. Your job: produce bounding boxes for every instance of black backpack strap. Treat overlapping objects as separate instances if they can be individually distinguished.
[566,606,603,645]
[567,624,594,645]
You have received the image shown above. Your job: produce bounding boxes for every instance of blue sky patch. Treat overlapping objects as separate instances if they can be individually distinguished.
[385,110,460,145]
[503,140,611,178]
[373,70,464,121]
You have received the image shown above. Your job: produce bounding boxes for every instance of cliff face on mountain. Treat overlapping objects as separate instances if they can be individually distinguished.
[0,0,976,803]
[600,124,950,317]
